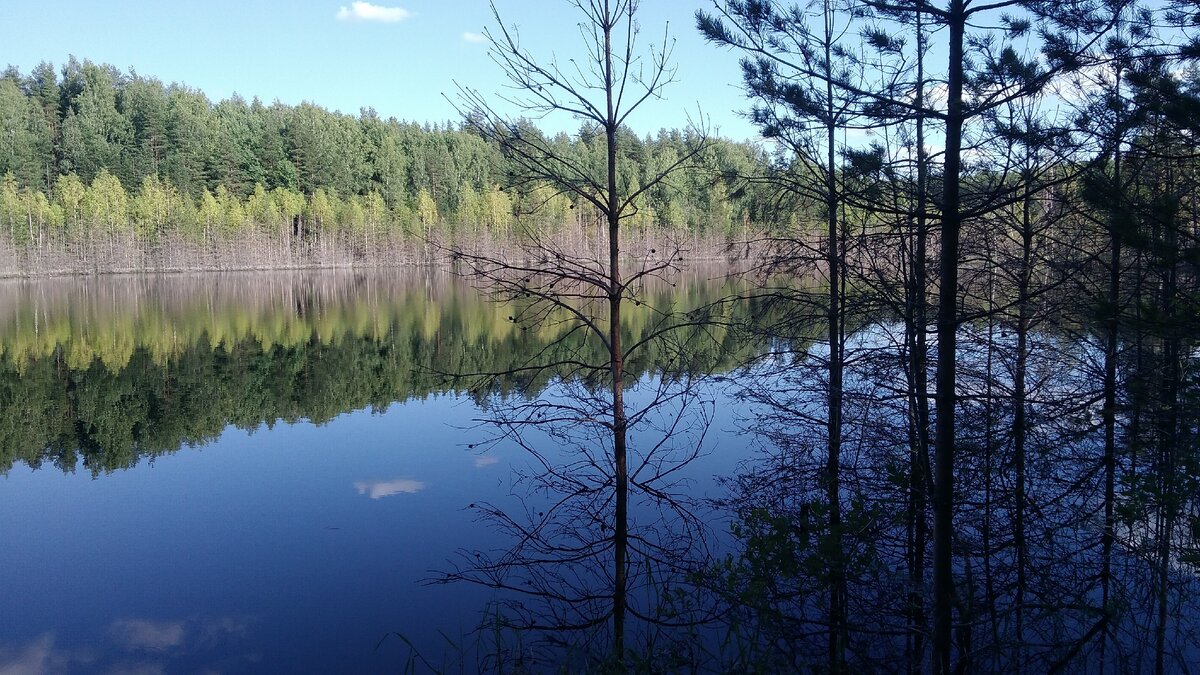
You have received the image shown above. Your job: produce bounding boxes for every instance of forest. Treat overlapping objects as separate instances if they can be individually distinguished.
[0,57,773,274]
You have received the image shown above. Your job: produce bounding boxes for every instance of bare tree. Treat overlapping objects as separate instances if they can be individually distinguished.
[438,0,720,666]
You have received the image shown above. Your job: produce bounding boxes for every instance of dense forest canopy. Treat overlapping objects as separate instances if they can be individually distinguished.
[0,57,779,262]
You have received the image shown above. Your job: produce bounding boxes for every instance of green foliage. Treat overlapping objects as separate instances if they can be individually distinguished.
[0,80,53,189]
[415,188,438,231]
[0,59,776,260]
[83,168,128,233]
[59,60,132,183]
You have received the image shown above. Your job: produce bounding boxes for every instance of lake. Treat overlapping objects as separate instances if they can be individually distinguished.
[0,270,753,673]
[0,269,1196,673]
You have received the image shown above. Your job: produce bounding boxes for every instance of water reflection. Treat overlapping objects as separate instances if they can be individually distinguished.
[354,478,426,499]
[438,374,723,668]
[0,270,749,476]
[1,616,256,674]
[0,270,754,671]
[714,303,1200,672]
[0,271,1195,671]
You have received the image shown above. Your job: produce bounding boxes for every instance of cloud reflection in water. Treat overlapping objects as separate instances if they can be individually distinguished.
[108,619,186,652]
[353,478,426,499]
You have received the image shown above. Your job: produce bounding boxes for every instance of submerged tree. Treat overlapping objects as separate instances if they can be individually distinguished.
[699,0,1127,670]
[439,0,721,667]
[696,1,883,669]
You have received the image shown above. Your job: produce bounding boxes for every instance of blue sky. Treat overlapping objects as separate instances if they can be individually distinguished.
[1,1,760,140]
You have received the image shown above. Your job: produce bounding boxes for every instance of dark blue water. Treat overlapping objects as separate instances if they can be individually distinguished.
[0,272,744,672]
[3,271,1196,673]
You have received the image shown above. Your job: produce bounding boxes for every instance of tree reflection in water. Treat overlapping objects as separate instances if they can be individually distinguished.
[0,270,748,478]
[713,302,1200,672]
[437,320,730,670]
[0,271,1196,671]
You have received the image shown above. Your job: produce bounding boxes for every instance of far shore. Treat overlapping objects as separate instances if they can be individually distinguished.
[0,229,760,280]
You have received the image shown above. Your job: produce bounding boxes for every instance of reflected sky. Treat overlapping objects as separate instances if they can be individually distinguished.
[0,271,748,672]
[2,269,1195,670]
[354,478,427,499]
[0,399,523,672]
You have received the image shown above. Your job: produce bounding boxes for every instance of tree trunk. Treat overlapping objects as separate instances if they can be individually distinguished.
[907,12,932,669]
[603,7,629,660]
[824,0,846,668]
[933,2,966,670]
[1013,179,1033,668]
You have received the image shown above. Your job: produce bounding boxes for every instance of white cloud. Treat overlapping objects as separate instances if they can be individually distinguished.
[108,616,250,657]
[0,633,62,675]
[354,478,426,499]
[336,2,412,23]
[462,32,486,44]
[473,456,499,468]
[109,619,185,652]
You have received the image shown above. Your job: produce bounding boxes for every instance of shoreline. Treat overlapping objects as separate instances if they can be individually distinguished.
[0,229,759,280]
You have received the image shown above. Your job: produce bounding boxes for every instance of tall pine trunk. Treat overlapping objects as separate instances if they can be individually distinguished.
[933,2,966,669]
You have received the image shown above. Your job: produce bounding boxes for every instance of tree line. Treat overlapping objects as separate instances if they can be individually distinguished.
[0,58,777,274]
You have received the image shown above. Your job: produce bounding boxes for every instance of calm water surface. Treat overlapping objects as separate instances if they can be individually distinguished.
[3,271,1197,673]
[0,271,747,673]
